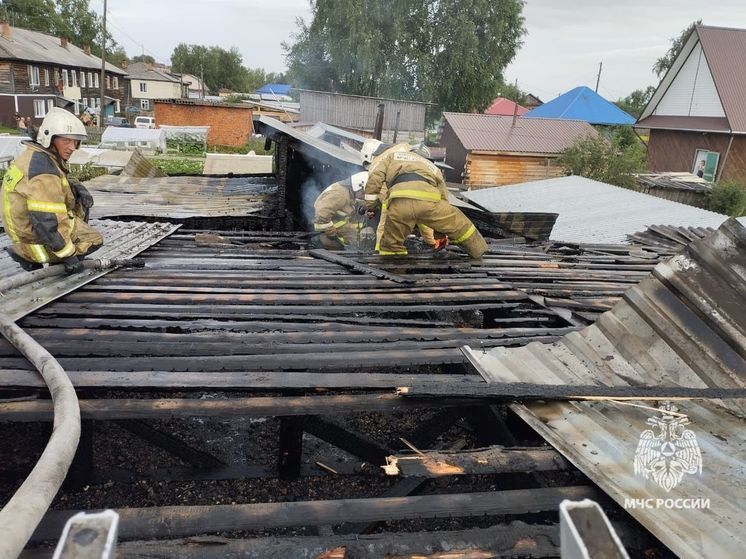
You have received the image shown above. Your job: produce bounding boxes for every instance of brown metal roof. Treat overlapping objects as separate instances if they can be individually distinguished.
[698,26,746,133]
[635,115,731,133]
[442,113,596,155]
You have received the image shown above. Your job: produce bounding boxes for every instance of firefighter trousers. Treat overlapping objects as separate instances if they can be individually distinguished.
[379,198,487,258]
[11,216,103,264]
[318,221,360,250]
[376,207,436,248]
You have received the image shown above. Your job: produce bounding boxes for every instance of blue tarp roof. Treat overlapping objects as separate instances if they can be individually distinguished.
[523,86,635,126]
[256,83,292,95]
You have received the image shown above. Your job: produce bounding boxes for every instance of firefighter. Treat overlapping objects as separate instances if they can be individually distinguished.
[1,107,102,273]
[363,145,487,258]
[360,140,442,252]
[312,171,369,250]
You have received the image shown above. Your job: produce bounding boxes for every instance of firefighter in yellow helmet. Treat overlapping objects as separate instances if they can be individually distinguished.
[312,171,369,250]
[360,140,439,252]
[1,107,102,272]
[363,143,487,258]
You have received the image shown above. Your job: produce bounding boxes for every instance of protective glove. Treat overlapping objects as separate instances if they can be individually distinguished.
[69,178,94,209]
[63,255,83,275]
[325,226,338,238]
[433,237,449,251]
[365,209,376,219]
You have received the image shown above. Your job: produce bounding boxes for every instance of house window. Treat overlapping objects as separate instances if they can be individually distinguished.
[113,77,119,89]
[94,73,99,88]
[43,69,50,86]
[693,149,720,182]
[106,75,111,89]
[80,71,85,88]
[140,99,150,110]
[28,65,40,87]
[88,72,93,86]
[71,69,77,87]
[115,99,121,113]
[47,99,54,112]
[139,82,147,93]
[33,99,46,117]
[62,69,69,87]
[74,100,79,114]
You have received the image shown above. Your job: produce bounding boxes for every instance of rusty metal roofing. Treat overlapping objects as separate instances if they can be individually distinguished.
[441,113,596,155]
[698,26,746,133]
[83,175,277,220]
[0,26,126,74]
[0,220,178,320]
[464,218,746,559]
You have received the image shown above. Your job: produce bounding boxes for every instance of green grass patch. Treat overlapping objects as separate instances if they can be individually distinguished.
[149,157,204,175]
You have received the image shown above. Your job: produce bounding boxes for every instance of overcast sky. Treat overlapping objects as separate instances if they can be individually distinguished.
[95,0,746,102]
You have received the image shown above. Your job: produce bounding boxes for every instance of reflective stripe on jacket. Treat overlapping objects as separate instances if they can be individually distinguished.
[1,143,77,262]
[365,150,449,210]
[313,181,355,232]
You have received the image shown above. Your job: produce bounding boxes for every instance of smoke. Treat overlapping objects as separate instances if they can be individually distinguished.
[299,176,323,230]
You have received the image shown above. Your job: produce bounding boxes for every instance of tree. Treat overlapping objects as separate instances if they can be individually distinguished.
[0,0,60,33]
[495,81,527,105]
[131,54,156,64]
[653,20,701,78]
[708,181,746,216]
[616,86,655,119]
[283,0,525,111]
[171,43,251,94]
[556,129,646,189]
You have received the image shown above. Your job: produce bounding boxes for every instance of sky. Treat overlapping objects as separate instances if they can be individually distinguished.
[93,0,746,102]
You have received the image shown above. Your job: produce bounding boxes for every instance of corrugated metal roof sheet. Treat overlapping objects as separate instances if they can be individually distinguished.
[0,26,126,74]
[464,218,746,559]
[697,26,746,133]
[635,115,730,133]
[0,220,178,320]
[462,176,728,244]
[484,97,528,117]
[123,62,180,83]
[441,113,595,155]
[524,86,636,126]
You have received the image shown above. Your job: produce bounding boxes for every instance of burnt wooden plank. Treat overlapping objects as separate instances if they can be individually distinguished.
[31,486,599,541]
[278,416,305,480]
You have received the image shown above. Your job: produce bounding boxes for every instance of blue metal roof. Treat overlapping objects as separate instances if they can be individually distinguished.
[524,86,635,126]
[256,83,292,95]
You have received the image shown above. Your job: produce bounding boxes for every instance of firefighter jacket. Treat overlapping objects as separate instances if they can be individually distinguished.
[313,180,356,232]
[364,149,449,211]
[2,142,80,263]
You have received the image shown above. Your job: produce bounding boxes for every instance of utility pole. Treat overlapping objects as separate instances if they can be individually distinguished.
[98,0,107,130]
[595,62,603,93]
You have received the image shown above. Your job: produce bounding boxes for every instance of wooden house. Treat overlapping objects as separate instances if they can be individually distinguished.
[636,25,746,184]
[439,112,596,188]
[0,22,126,126]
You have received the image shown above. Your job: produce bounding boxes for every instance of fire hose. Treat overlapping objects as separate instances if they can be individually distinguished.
[0,258,144,558]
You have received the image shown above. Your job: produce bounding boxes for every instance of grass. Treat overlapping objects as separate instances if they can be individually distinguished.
[149,157,204,175]
[0,125,22,135]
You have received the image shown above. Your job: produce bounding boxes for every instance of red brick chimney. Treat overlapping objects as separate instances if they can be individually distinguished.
[60,36,68,48]
[1,20,11,40]
[83,45,91,56]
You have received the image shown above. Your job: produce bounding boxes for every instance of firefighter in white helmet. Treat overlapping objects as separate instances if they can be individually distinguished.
[312,171,369,250]
[1,107,102,272]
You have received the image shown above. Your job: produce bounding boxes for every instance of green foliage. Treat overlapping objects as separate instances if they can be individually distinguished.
[69,163,106,181]
[131,54,155,64]
[708,180,746,216]
[166,138,206,157]
[653,20,701,78]
[495,82,527,105]
[616,86,655,119]
[1,0,127,66]
[149,157,204,176]
[557,129,646,189]
[211,139,274,155]
[171,44,261,94]
[283,0,525,112]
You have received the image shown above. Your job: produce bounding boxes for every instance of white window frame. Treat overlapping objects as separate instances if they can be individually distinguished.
[33,99,46,117]
[43,69,50,87]
[140,98,150,110]
[80,71,85,88]
[28,65,40,87]
[71,69,77,87]
[62,69,69,87]
[139,82,147,93]
[74,100,79,114]
[94,73,99,88]
[115,99,121,114]
[106,75,111,89]
[47,99,54,112]
[113,76,119,90]
[88,72,94,86]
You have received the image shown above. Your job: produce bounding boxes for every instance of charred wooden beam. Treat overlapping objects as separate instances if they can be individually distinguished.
[309,249,415,284]
[383,445,571,478]
[278,416,305,480]
[304,416,392,465]
[31,486,599,541]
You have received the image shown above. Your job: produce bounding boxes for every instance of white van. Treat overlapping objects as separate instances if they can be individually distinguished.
[134,116,156,129]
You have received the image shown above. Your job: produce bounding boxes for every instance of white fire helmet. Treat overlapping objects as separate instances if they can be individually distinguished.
[412,142,431,159]
[360,139,383,164]
[37,107,87,149]
[350,171,369,192]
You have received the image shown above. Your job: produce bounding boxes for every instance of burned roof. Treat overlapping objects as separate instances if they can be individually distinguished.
[442,112,596,155]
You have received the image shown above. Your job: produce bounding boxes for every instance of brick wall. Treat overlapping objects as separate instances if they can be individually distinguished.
[154,102,254,147]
